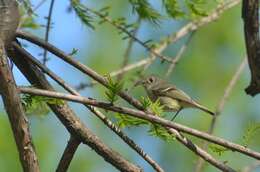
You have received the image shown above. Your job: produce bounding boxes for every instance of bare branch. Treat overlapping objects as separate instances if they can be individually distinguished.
[15,32,260,160]
[16,30,145,109]
[43,0,55,64]
[167,128,235,172]
[140,0,241,72]
[56,136,80,172]
[165,31,195,77]
[12,42,164,172]
[117,18,141,81]
[195,57,247,172]
[0,43,40,172]
[82,4,172,63]
[18,87,260,160]
[8,47,143,172]
[65,0,241,89]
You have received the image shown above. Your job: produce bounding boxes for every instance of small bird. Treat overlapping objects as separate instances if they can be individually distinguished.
[135,75,214,120]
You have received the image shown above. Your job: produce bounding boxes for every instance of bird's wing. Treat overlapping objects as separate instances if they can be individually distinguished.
[152,85,194,105]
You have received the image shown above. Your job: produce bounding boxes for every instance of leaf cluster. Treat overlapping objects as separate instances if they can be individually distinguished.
[115,97,174,141]
[128,0,161,23]
[105,75,124,104]
[70,0,95,29]
[209,144,229,156]
[21,94,64,116]
[242,122,260,147]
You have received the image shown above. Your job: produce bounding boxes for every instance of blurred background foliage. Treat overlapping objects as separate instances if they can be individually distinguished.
[1,0,260,171]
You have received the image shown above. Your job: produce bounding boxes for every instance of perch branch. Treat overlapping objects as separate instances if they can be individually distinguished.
[18,87,260,161]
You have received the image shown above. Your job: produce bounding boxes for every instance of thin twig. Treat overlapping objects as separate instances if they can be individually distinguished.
[84,6,173,63]
[12,42,164,172]
[18,87,260,160]
[56,136,80,172]
[165,31,195,77]
[167,128,235,172]
[19,0,48,28]
[43,0,55,64]
[117,18,141,81]
[16,30,145,109]
[242,161,260,172]
[195,57,247,172]
[138,0,241,74]
[74,0,241,89]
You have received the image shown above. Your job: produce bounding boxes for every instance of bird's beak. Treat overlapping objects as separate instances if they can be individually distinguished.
[134,79,144,87]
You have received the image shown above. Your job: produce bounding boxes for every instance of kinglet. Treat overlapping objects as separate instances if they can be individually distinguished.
[135,75,214,120]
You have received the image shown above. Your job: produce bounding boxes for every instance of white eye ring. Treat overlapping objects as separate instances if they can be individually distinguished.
[148,77,154,83]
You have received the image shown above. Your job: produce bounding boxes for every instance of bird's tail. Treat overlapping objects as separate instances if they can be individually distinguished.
[192,101,215,116]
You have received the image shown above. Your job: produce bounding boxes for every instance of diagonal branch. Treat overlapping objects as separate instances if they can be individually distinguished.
[56,136,80,172]
[74,0,241,89]
[15,32,260,160]
[195,57,248,172]
[7,46,142,172]
[12,42,164,172]
[167,128,235,172]
[0,43,40,172]
[16,30,145,109]
[18,87,260,161]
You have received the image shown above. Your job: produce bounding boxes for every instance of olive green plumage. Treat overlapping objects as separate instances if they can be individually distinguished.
[136,75,214,120]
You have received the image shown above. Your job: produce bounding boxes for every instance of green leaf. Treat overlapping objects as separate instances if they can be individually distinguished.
[209,144,228,156]
[69,48,78,56]
[114,113,148,128]
[21,16,40,29]
[71,0,95,29]
[105,75,124,104]
[21,94,64,116]
[148,124,175,142]
[162,0,186,18]
[186,1,208,17]
[128,0,161,23]
[242,122,260,147]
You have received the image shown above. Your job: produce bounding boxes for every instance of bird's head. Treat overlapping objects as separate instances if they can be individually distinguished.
[134,75,160,90]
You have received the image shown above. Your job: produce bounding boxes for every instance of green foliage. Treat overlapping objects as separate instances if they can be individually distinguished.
[148,123,175,142]
[115,113,147,128]
[242,122,260,147]
[20,0,33,15]
[128,0,161,23]
[19,2,40,30]
[162,0,185,18]
[185,0,208,18]
[140,96,151,109]
[114,97,173,141]
[140,96,164,114]
[105,75,124,104]
[21,94,64,116]
[71,0,95,29]
[209,144,229,156]
[69,48,79,56]
[20,16,40,29]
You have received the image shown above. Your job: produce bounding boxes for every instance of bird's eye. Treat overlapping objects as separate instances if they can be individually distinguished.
[148,77,154,83]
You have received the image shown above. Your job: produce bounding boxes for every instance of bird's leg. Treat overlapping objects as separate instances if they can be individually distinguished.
[171,107,183,121]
